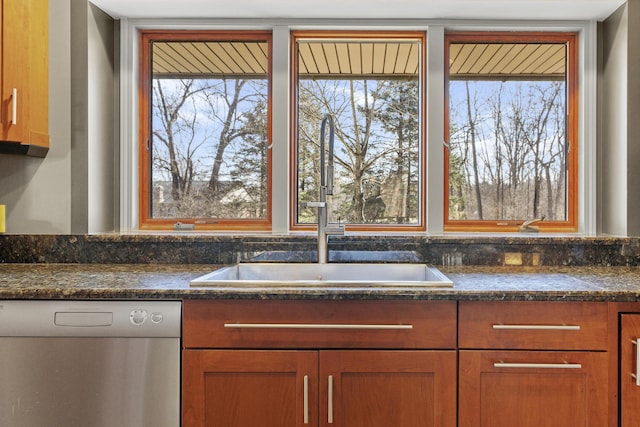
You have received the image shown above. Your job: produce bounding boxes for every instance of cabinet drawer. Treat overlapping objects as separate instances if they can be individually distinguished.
[458,301,608,350]
[183,300,456,349]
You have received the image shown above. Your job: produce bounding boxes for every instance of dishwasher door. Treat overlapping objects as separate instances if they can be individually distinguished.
[0,301,181,427]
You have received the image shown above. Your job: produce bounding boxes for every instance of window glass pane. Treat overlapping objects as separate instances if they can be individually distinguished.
[447,39,569,222]
[295,37,422,226]
[150,40,269,220]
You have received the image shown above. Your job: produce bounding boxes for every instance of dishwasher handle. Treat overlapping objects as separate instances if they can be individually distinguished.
[55,312,114,327]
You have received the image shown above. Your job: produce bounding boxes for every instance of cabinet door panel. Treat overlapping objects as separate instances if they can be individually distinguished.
[0,0,49,150]
[1,0,25,141]
[183,350,317,427]
[459,350,608,427]
[320,350,456,427]
[621,314,640,427]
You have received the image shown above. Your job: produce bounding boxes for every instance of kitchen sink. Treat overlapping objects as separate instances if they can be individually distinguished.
[190,263,453,288]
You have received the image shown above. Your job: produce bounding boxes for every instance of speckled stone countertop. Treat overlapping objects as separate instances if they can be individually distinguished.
[3,234,640,266]
[2,263,640,302]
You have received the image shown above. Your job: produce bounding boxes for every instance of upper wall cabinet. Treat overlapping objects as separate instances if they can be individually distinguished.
[0,0,49,157]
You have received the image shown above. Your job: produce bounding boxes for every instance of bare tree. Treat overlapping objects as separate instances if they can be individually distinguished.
[449,80,567,221]
[205,79,253,198]
[525,82,562,218]
[464,81,484,220]
[374,79,419,223]
[151,77,269,219]
[152,79,211,203]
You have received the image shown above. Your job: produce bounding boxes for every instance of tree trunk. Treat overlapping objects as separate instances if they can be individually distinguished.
[465,81,483,220]
[208,80,246,197]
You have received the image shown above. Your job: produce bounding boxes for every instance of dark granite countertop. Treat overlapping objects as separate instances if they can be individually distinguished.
[1,263,640,302]
[3,234,640,267]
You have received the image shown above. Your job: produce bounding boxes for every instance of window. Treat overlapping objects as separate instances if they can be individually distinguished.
[128,24,592,234]
[138,30,272,230]
[291,31,426,232]
[444,32,578,232]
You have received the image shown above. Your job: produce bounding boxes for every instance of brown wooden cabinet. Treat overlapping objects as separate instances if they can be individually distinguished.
[183,349,456,427]
[182,300,457,427]
[458,301,609,427]
[620,313,640,427]
[459,350,607,427]
[183,350,317,427]
[182,299,614,426]
[0,0,49,157]
[320,350,456,427]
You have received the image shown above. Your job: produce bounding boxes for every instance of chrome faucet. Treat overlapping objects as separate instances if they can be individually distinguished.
[303,114,344,263]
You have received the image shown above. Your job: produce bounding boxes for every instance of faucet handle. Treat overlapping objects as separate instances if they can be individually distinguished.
[325,224,345,236]
[302,201,326,209]
[325,217,345,236]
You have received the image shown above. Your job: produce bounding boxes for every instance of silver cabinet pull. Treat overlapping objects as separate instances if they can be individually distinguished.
[11,88,17,125]
[303,375,309,424]
[494,362,582,369]
[633,340,640,386]
[224,323,413,330]
[492,324,580,331]
[327,375,334,424]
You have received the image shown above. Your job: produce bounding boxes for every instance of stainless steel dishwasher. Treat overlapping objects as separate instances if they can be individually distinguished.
[0,300,181,427]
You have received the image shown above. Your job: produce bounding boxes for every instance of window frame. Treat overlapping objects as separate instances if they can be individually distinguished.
[137,29,274,231]
[121,20,596,235]
[289,30,428,233]
[443,31,579,232]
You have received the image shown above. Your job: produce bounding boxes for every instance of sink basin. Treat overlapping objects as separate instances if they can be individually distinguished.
[190,263,453,287]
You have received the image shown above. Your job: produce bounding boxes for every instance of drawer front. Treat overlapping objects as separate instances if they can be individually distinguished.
[183,300,457,349]
[458,301,608,350]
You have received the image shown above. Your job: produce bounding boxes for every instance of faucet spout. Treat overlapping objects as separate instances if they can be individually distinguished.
[320,114,335,195]
[306,114,344,263]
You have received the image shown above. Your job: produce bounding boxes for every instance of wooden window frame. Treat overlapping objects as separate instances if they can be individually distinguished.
[289,30,427,233]
[444,31,579,233]
[138,30,273,231]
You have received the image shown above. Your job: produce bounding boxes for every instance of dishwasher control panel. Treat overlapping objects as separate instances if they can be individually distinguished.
[0,301,181,338]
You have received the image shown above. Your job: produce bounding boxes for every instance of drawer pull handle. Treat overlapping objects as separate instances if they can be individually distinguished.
[303,375,309,424]
[632,340,640,386]
[11,88,17,125]
[328,375,334,424]
[492,324,580,331]
[494,362,582,369]
[224,323,413,330]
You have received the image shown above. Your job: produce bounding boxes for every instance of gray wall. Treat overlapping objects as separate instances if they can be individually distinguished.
[71,0,117,233]
[0,0,116,234]
[600,0,640,236]
[0,1,72,233]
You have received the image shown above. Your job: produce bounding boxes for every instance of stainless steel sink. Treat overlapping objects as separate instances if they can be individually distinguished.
[190,263,453,287]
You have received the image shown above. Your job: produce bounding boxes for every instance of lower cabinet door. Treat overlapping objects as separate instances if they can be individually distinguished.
[182,350,318,427]
[183,349,457,427]
[458,350,608,427]
[320,350,457,427]
[621,314,640,427]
